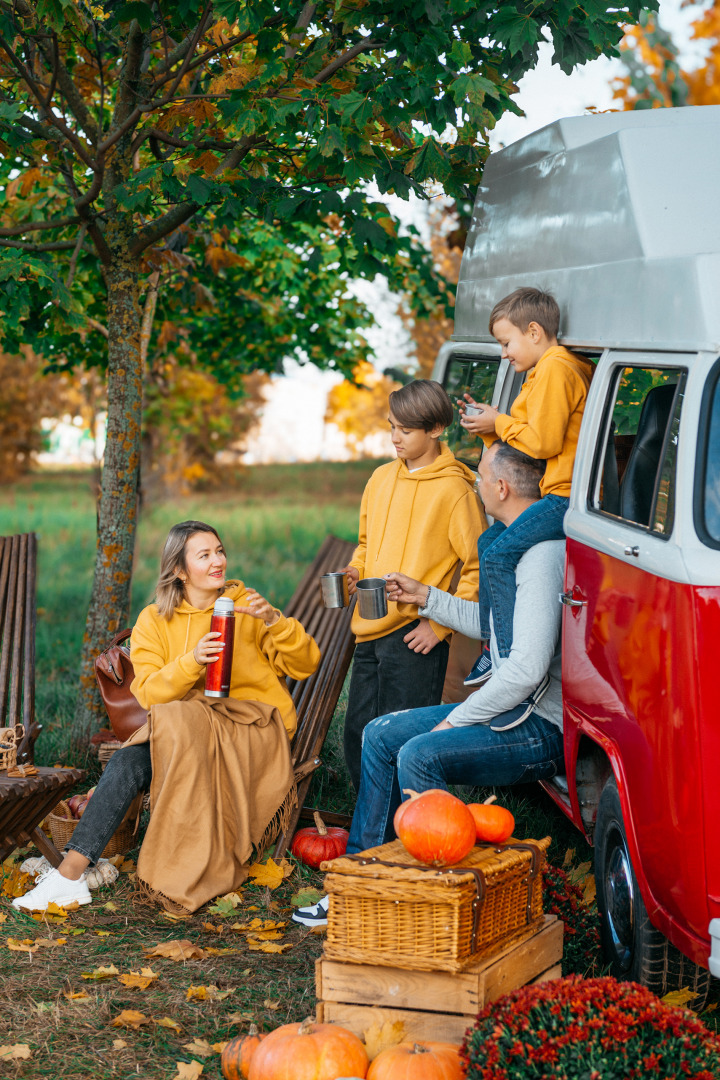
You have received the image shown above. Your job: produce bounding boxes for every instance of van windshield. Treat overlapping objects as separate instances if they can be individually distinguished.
[442,355,499,467]
[701,374,720,543]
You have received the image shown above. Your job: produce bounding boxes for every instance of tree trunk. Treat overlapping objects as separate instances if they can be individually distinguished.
[75,251,142,734]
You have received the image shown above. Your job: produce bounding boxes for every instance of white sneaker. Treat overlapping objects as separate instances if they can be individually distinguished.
[291,894,329,927]
[12,867,92,911]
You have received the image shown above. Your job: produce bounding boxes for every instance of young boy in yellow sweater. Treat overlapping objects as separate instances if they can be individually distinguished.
[460,287,593,701]
[340,379,485,792]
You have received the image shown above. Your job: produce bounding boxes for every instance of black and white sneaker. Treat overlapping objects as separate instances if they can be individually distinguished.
[489,674,551,732]
[464,646,492,687]
[291,894,329,927]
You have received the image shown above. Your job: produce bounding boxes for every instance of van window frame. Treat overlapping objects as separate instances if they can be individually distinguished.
[587,361,687,540]
[439,349,502,470]
[693,354,720,550]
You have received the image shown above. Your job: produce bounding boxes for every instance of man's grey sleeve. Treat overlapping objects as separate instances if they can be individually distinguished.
[438,542,564,726]
[419,589,484,640]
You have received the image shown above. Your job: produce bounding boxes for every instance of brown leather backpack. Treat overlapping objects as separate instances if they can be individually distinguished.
[94,629,148,742]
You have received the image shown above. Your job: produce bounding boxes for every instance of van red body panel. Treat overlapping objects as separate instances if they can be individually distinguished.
[561,537,717,966]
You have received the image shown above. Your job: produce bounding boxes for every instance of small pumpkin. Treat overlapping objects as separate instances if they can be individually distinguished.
[221,1024,266,1080]
[468,794,515,844]
[248,1017,368,1080]
[394,789,476,867]
[367,1041,464,1080]
[290,812,349,869]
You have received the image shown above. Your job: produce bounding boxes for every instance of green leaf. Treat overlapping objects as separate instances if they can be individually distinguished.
[449,72,499,107]
[187,174,212,205]
[317,126,345,158]
[337,91,372,128]
[404,138,450,183]
[290,887,322,908]
[449,40,473,68]
[116,1,153,31]
[491,8,543,56]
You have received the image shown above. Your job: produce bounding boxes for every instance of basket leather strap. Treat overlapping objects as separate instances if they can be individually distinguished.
[343,839,543,952]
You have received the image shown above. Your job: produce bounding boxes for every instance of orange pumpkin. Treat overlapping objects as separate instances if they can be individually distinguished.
[394,789,476,867]
[367,1041,464,1080]
[221,1024,266,1080]
[468,795,515,844]
[248,1017,368,1080]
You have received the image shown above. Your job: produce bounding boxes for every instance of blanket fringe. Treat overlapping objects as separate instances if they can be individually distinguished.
[256,781,297,861]
[133,876,193,917]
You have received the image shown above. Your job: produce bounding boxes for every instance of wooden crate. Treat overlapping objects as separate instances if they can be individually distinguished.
[316,914,563,1044]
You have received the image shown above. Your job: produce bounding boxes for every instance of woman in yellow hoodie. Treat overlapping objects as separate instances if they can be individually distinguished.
[14,520,320,915]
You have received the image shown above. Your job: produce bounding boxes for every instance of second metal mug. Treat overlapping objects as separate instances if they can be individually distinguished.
[320,572,349,609]
[463,403,484,417]
[356,577,388,620]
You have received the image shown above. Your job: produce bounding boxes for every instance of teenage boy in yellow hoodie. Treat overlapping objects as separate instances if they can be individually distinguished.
[460,287,593,700]
[339,379,485,792]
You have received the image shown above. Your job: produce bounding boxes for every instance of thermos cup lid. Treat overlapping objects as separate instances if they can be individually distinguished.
[213,596,235,615]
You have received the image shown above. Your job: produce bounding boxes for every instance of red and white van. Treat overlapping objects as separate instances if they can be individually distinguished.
[433,104,720,1003]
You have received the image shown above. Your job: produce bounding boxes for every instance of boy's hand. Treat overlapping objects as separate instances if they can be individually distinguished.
[235,590,280,626]
[339,565,360,596]
[460,403,499,435]
[385,572,428,607]
[404,618,441,655]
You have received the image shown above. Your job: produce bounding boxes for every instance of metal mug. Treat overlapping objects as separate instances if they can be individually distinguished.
[463,403,484,417]
[320,572,349,609]
[356,577,388,620]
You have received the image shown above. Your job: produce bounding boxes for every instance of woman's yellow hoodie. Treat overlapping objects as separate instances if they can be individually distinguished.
[130,581,320,736]
[349,443,485,643]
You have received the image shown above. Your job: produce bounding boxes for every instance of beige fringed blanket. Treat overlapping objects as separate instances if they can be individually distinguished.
[124,690,295,913]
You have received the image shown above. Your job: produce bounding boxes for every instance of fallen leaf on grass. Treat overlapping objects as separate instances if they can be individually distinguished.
[246,857,291,890]
[247,941,293,954]
[182,1039,214,1057]
[226,1010,255,1024]
[246,929,285,941]
[172,1062,203,1080]
[263,999,280,1010]
[103,900,119,911]
[63,990,91,1002]
[562,847,575,868]
[108,855,136,873]
[186,985,235,1001]
[290,887,322,908]
[201,922,223,934]
[144,940,207,962]
[117,968,159,990]
[662,987,699,1008]
[30,901,74,922]
[112,1039,127,1050]
[582,875,596,907]
[205,947,242,956]
[7,938,38,954]
[0,1044,32,1060]
[1,868,30,898]
[212,1042,229,1053]
[112,1010,149,1030]
[231,918,286,934]
[155,1016,183,1034]
[35,937,66,948]
[95,930,112,937]
[207,892,243,917]
[81,964,120,980]
[363,1019,407,1061]
[0,912,7,924]
[161,911,189,922]
[65,928,86,936]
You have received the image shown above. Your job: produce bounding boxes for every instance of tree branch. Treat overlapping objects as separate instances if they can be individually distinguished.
[140,268,161,365]
[35,30,97,141]
[0,215,82,236]
[66,223,87,288]
[284,2,316,60]
[87,316,108,338]
[314,38,381,84]
[0,238,78,251]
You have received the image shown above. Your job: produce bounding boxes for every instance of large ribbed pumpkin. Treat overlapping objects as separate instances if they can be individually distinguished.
[394,789,476,867]
[367,1041,464,1080]
[248,1018,368,1080]
[221,1024,266,1079]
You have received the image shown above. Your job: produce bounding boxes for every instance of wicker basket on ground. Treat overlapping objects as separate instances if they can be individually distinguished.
[48,797,139,858]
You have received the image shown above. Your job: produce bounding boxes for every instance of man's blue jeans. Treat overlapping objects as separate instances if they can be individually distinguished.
[478,494,568,656]
[347,703,564,854]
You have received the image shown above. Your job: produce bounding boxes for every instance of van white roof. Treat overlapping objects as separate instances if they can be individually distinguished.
[455,105,720,352]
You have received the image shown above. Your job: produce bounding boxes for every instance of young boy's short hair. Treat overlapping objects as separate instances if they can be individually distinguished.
[389,379,454,432]
[489,287,560,340]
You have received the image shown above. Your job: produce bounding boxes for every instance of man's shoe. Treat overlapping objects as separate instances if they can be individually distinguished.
[12,867,92,912]
[489,675,551,732]
[291,894,329,927]
[464,646,492,687]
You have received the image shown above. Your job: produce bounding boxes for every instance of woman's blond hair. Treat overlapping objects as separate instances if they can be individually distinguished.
[155,520,222,619]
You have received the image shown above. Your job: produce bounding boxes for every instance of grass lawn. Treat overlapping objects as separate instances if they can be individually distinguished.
[0,463,710,1076]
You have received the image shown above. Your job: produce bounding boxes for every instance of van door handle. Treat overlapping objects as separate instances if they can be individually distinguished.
[623,545,640,557]
[559,590,587,608]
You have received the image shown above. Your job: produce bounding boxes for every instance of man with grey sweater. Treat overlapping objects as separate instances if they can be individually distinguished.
[292,440,565,925]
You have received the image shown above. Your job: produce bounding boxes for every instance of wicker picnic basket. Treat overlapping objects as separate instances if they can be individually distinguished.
[48,797,138,858]
[0,725,22,771]
[321,836,551,973]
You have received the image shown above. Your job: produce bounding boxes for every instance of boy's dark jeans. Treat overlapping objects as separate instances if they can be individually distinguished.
[343,620,450,792]
[66,744,151,865]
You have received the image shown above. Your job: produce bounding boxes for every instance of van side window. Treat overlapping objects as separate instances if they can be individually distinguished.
[590,366,685,534]
[698,365,720,545]
[442,356,499,467]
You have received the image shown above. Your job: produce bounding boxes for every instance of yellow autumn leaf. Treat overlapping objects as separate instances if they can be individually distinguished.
[363,1019,407,1061]
[161,911,188,922]
[226,1010,255,1024]
[108,855,136,873]
[246,929,285,941]
[0,1044,32,1060]
[205,947,242,956]
[246,857,290,889]
[582,874,597,907]
[186,985,235,1001]
[117,968,159,990]
[201,923,223,934]
[212,1041,229,1053]
[248,941,293,954]
[112,1039,128,1049]
[112,1010,149,1030]
[144,940,207,962]
[182,1039,214,1057]
[7,938,38,953]
[172,1062,204,1080]
[103,900,119,911]
[95,930,112,937]
[81,964,120,980]
[1,868,30,898]
[0,912,7,924]
[263,999,281,1010]
[63,990,91,1002]
[35,937,66,948]
[562,847,575,868]
[662,987,700,1008]
[155,1016,183,1034]
[231,918,286,933]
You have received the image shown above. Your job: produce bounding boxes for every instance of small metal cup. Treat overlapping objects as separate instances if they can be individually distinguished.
[356,577,388,620]
[320,572,349,609]
[463,403,484,417]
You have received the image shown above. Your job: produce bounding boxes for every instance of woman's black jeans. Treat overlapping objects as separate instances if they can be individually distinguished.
[66,744,151,865]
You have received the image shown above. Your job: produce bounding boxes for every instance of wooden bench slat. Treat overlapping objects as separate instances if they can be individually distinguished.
[8,533,28,729]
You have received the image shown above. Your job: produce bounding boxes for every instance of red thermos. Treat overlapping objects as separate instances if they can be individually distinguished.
[204,596,235,698]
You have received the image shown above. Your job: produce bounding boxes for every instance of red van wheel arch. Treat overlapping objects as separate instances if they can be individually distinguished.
[595,777,711,1009]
